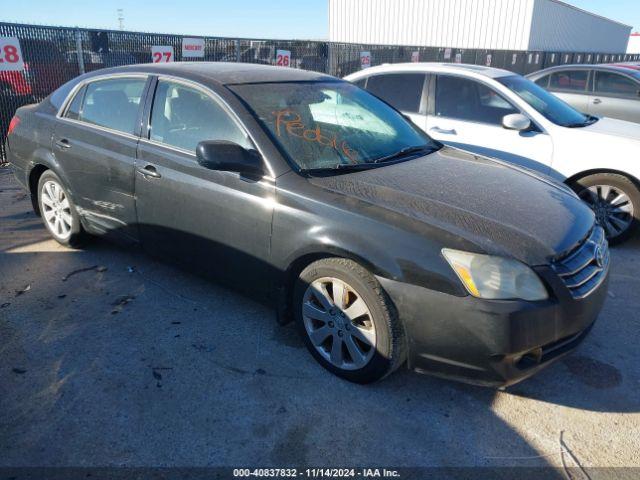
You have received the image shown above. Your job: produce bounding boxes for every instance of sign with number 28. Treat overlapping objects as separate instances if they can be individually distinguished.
[0,37,25,71]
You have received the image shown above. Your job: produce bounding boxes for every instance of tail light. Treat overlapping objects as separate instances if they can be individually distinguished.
[7,116,20,136]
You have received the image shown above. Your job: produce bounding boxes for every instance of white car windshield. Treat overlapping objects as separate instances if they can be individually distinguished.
[498,75,597,128]
[229,81,439,172]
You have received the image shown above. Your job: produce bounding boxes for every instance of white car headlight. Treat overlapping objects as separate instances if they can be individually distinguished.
[442,249,548,301]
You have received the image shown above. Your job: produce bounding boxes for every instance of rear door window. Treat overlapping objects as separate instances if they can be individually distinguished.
[74,77,147,134]
[434,75,518,125]
[365,73,425,113]
[594,72,640,98]
[534,75,550,88]
[549,70,589,92]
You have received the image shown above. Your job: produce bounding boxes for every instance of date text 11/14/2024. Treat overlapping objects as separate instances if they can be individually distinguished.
[233,468,401,478]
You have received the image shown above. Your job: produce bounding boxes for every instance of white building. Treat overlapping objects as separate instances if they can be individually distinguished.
[329,0,631,53]
[628,33,640,54]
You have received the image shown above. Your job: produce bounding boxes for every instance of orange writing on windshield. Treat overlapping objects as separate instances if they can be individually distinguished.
[273,109,358,163]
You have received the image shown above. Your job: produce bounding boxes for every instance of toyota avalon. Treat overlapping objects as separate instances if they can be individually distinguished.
[6,63,609,386]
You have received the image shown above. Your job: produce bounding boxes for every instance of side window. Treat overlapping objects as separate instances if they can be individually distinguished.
[549,70,588,92]
[79,78,146,134]
[353,78,367,89]
[435,75,518,125]
[64,86,86,121]
[594,72,640,98]
[365,73,425,113]
[534,75,550,88]
[150,80,251,153]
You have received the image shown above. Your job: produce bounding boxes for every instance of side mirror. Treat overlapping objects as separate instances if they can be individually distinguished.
[196,140,263,176]
[502,113,532,132]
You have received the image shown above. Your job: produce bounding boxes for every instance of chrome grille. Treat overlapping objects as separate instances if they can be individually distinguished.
[552,226,609,299]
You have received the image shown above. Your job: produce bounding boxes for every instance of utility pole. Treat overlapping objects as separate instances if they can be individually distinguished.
[117,9,125,30]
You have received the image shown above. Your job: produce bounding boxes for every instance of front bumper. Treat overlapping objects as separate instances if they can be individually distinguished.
[377,265,609,387]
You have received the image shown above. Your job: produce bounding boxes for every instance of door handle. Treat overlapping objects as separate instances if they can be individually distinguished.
[55,138,71,149]
[430,126,457,135]
[136,164,161,179]
[593,98,602,105]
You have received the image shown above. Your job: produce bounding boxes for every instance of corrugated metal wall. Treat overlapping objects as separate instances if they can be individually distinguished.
[528,0,631,53]
[329,0,535,49]
[628,34,640,54]
[329,0,631,53]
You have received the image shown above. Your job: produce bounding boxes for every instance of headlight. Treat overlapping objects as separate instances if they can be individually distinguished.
[442,249,548,301]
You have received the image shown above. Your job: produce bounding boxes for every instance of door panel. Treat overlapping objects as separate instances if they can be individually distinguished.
[135,142,275,291]
[52,120,139,237]
[135,78,274,293]
[589,71,640,123]
[52,76,148,239]
[427,74,554,174]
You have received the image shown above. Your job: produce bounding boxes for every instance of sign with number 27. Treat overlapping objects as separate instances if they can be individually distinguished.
[152,46,174,63]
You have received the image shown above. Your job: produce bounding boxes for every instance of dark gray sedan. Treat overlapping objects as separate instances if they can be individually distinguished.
[527,64,640,123]
[5,63,609,386]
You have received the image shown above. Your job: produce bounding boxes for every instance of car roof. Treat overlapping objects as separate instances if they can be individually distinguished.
[80,61,336,85]
[527,64,640,77]
[345,62,516,79]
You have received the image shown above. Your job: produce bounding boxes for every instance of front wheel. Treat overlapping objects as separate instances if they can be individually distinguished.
[38,170,85,247]
[573,173,639,245]
[294,258,406,383]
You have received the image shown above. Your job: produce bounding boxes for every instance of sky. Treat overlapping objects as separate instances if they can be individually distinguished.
[1,1,638,39]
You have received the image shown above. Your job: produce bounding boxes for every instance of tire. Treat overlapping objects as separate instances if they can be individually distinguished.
[572,173,640,245]
[37,170,85,247]
[294,258,406,383]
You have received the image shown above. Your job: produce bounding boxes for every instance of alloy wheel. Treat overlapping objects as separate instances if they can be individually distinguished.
[302,277,377,370]
[579,184,634,240]
[41,180,73,241]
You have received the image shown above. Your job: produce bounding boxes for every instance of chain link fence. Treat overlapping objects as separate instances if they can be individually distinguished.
[2,21,639,163]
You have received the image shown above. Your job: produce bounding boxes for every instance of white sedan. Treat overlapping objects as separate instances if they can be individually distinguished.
[346,63,640,244]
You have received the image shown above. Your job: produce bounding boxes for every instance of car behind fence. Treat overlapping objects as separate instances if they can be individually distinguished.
[1,21,639,163]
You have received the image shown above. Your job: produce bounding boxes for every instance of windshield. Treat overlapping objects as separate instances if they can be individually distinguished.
[498,75,596,127]
[229,81,438,172]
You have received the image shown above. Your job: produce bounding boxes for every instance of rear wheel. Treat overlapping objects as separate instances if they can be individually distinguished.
[294,258,405,383]
[38,170,85,247]
[573,173,639,245]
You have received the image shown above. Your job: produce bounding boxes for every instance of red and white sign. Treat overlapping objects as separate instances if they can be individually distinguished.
[411,51,420,62]
[151,46,174,63]
[0,37,24,71]
[275,49,291,67]
[360,51,371,69]
[182,37,204,58]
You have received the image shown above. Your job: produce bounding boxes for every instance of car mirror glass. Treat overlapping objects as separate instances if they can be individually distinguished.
[502,113,532,132]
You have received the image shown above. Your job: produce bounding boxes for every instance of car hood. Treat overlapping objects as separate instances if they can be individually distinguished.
[581,116,640,140]
[310,146,595,265]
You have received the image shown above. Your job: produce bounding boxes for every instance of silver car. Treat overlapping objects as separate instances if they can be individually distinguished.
[527,65,640,124]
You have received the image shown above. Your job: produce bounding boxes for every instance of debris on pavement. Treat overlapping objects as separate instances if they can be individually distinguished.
[110,295,136,315]
[61,265,107,282]
[14,284,31,297]
[12,368,27,374]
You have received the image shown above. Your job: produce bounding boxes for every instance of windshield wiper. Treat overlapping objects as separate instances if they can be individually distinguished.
[564,115,599,128]
[370,145,438,164]
[300,163,379,175]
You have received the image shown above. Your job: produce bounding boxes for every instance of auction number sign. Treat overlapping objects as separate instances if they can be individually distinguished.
[182,37,205,58]
[0,37,25,71]
[276,49,291,67]
[151,46,174,63]
[360,51,371,69]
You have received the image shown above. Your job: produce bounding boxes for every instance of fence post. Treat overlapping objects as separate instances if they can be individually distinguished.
[235,39,241,62]
[75,29,85,74]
